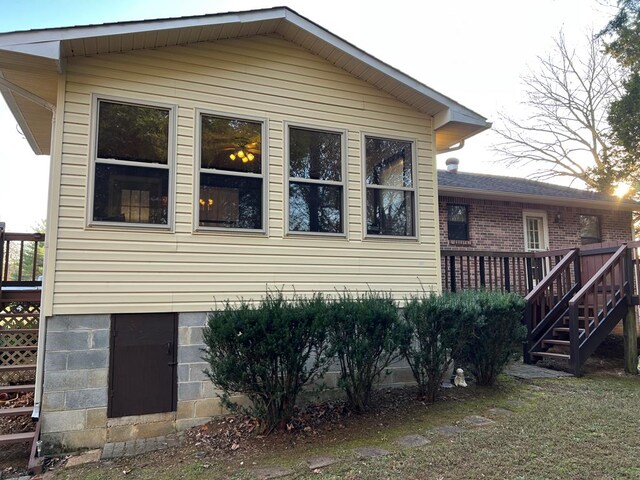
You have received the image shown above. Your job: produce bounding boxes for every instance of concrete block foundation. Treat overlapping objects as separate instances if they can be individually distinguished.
[40,312,417,453]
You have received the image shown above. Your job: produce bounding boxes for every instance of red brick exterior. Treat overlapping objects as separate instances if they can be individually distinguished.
[439,195,633,252]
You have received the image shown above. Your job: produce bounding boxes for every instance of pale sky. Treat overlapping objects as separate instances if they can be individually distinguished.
[0,0,617,231]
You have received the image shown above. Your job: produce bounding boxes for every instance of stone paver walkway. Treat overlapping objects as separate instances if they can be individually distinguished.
[253,467,294,479]
[504,362,573,379]
[306,456,340,469]
[353,447,390,460]
[396,434,430,448]
[463,415,495,427]
[101,432,184,460]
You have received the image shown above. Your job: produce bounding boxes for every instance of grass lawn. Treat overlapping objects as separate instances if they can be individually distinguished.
[52,370,640,480]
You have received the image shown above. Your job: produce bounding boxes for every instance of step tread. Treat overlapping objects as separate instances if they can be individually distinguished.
[0,406,33,417]
[0,346,38,352]
[0,430,36,445]
[0,329,39,335]
[531,351,570,359]
[542,339,571,346]
[0,364,36,372]
[0,384,35,394]
[553,327,585,333]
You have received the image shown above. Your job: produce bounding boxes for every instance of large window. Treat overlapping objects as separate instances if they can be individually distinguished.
[288,126,344,234]
[92,99,172,225]
[447,204,469,240]
[579,214,601,245]
[197,114,264,230]
[364,136,415,236]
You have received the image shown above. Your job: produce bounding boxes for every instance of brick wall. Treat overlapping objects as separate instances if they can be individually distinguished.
[439,195,633,252]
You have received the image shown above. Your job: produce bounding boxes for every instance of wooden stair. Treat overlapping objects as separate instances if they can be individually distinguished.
[0,384,35,394]
[0,364,37,372]
[0,384,42,474]
[531,351,570,360]
[0,430,36,445]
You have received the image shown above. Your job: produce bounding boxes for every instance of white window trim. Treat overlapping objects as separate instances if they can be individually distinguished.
[361,132,419,240]
[522,210,549,252]
[87,94,176,230]
[284,122,348,238]
[193,109,268,234]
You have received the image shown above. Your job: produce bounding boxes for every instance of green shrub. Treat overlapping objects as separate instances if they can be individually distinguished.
[326,291,409,413]
[202,292,330,434]
[453,290,527,386]
[401,292,473,402]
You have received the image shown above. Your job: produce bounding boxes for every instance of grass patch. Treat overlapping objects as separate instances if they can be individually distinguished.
[52,373,640,480]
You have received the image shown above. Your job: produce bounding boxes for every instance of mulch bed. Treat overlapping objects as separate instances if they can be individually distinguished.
[183,385,476,459]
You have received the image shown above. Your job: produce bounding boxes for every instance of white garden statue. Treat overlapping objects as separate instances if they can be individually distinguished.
[454,368,468,387]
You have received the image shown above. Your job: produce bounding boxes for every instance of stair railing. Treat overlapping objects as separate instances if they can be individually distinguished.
[567,243,628,373]
[523,248,580,363]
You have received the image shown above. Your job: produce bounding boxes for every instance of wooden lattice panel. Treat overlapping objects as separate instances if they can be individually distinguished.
[0,301,40,329]
[0,300,40,383]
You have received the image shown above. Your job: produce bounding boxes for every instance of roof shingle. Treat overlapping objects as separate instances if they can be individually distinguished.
[437,170,639,208]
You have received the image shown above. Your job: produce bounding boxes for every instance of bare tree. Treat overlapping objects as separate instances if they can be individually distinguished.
[493,31,622,192]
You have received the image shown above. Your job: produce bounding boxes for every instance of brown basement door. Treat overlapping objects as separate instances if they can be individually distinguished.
[108,313,178,418]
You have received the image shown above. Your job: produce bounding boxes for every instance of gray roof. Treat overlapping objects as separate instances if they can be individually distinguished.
[437,170,640,210]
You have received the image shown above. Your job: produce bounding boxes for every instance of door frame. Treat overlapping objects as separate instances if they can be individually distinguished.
[107,312,178,418]
[522,210,549,252]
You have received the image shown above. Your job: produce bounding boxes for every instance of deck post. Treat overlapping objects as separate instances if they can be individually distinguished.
[0,222,4,293]
[623,307,638,374]
[503,257,511,292]
[449,256,456,293]
[623,249,638,374]
[569,304,581,375]
[526,257,534,292]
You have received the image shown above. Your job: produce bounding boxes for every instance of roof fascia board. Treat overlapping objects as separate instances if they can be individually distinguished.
[0,40,61,61]
[0,8,287,47]
[438,186,640,212]
[0,7,489,127]
[434,107,491,130]
[281,10,457,112]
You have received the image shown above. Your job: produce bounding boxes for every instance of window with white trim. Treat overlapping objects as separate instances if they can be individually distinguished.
[579,214,601,245]
[523,211,548,251]
[198,114,264,230]
[92,100,171,225]
[364,136,415,236]
[288,126,344,234]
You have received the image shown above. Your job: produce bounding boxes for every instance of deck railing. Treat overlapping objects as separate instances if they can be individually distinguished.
[567,244,629,372]
[441,248,573,296]
[0,223,45,290]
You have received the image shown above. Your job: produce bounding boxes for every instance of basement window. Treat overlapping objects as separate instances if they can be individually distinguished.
[91,99,173,226]
[197,113,264,231]
[579,215,601,245]
[364,136,416,237]
[287,126,345,234]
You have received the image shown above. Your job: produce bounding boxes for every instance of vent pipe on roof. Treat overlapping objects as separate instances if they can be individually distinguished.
[445,158,459,174]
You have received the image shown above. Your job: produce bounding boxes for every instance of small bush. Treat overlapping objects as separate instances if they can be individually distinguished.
[202,292,329,434]
[453,290,526,386]
[326,291,409,413]
[401,292,474,402]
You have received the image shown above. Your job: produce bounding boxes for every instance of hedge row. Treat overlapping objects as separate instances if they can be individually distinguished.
[202,290,525,434]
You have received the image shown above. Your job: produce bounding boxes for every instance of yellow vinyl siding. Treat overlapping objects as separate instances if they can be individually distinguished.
[49,34,439,315]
